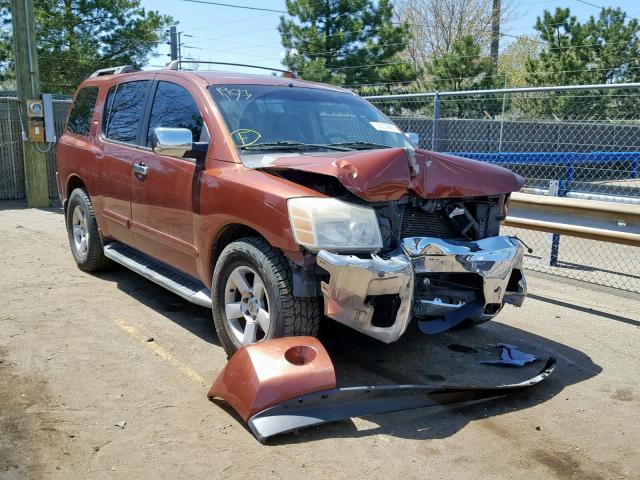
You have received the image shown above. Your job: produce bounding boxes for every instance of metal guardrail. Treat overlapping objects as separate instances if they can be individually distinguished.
[367,83,640,293]
[506,193,640,247]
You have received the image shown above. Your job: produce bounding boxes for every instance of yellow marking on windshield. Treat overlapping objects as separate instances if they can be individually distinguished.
[230,128,262,146]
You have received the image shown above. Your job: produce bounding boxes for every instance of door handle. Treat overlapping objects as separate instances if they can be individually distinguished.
[133,162,148,176]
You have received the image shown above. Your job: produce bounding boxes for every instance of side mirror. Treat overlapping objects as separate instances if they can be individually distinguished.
[152,127,193,158]
[405,132,419,146]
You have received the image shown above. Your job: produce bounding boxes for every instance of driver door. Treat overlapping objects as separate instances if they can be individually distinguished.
[130,79,208,278]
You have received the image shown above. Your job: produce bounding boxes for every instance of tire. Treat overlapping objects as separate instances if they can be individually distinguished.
[212,237,320,357]
[66,188,111,272]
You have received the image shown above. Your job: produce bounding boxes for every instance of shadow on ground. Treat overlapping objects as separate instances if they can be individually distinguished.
[93,264,601,444]
[95,265,220,347]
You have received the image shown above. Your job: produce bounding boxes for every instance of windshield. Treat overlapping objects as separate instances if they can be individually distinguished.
[208,84,412,153]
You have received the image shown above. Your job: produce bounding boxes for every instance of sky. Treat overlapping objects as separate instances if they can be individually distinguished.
[139,0,640,74]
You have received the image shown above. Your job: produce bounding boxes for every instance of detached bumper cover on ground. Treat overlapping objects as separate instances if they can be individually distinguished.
[209,336,556,443]
[317,235,527,342]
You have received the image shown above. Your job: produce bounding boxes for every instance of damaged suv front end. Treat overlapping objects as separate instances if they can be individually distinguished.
[211,83,527,343]
[318,235,525,343]
[283,161,527,343]
[274,149,527,342]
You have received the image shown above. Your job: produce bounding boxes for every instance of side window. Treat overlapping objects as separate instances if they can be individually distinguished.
[103,80,150,144]
[146,81,205,147]
[67,87,99,136]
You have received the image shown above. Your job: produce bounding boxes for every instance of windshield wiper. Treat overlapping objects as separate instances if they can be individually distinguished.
[326,141,392,150]
[239,141,353,152]
[327,141,392,150]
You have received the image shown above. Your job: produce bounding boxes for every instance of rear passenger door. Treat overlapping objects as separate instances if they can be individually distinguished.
[98,79,152,245]
[129,79,208,278]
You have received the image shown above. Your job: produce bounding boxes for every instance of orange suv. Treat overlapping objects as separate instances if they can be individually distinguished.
[57,64,527,355]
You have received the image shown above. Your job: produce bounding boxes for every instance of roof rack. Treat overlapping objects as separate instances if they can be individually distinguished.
[89,65,135,77]
[164,60,297,78]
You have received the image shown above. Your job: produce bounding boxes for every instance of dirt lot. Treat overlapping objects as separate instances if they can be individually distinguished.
[1,204,639,480]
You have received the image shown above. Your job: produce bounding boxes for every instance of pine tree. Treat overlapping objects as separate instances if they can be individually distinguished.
[0,0,173,94]
[427,35,497,92]
[525,7,640,86]
[521,7,640,119]
[279,0,417,90]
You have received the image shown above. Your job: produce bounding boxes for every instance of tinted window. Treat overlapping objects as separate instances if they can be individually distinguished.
[146,81,205,146]
[103,80,150,144]
[209,84,410,151]
[67,87,99,135]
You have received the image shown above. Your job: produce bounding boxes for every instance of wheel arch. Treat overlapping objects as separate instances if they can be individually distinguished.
[65,175,87,213]
[208,223,270,283]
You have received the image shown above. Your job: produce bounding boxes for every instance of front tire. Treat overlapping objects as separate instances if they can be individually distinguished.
[212,237,320,357]
[66,188,111,272]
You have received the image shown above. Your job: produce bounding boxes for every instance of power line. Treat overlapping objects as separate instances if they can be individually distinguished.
[178,0,286,14]
[181,11,272,33]
[185,30,634,63]
[341,63,640,89]
[574,0,603,9]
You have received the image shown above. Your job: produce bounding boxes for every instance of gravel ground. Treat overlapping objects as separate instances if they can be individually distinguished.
[1,204,639,480]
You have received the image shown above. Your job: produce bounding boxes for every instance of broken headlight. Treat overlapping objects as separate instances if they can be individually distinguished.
[287,197,383,252]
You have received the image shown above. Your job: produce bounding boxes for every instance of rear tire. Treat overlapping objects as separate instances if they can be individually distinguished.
[212,237,320,357]
[66,188,111,272]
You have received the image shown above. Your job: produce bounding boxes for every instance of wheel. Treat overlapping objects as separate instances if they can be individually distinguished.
[212,237,320,357]
[66,188,111,272]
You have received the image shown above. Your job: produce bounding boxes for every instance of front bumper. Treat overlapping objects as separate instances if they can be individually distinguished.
[316,236,526,343]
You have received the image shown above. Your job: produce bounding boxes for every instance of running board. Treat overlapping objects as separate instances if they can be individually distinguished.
[103,243,212,308]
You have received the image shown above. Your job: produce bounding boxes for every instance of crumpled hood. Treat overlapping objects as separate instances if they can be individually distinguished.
[260,148,524,202]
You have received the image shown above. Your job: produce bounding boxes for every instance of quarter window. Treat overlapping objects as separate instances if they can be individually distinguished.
[103,80,150,144]
[146,81,205,146]
[67,87,99,136]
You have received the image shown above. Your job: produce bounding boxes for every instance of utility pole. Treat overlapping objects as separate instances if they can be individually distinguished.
[10,0,49,207]
[490,0,501,70]
[169,26,178,61]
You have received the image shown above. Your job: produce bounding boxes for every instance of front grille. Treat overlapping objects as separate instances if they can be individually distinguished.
[400,205,460,239]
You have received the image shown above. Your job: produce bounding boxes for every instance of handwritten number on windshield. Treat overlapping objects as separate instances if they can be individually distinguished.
[217,87,252,102]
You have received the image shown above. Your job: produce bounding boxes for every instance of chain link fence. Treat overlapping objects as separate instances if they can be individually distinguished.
[0,97,26,199]
[1,85,639,292]
[0,96,71,201]
[367,83,640,293]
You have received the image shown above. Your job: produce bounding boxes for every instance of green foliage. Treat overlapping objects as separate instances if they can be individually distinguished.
[498,35,540,87]
[279,0,417,89]
[426,35,497,91]
[525,7,640,86]
[424,35,501,118]
[520,7,640,119]
[0,0,173,94]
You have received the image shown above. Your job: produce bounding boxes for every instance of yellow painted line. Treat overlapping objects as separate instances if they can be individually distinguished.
[114,318,206,386]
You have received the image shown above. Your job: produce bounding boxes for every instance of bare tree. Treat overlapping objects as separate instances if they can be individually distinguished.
[395,0,514,67]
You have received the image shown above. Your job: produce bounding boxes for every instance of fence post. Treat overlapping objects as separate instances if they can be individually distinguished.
[10,0,50,206]
[431,92,440,151]
[498,77,507,153]
[547,179,564,266]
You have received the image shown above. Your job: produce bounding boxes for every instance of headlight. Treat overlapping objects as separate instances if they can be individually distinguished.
[288,197,383,252]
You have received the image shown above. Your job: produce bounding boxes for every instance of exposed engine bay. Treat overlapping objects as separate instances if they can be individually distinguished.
[266,167,507,248]
[256,147,526,341]
[265,167,525,337]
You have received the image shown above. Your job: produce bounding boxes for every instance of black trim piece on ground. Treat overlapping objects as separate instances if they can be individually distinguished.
[248,357,556,443]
